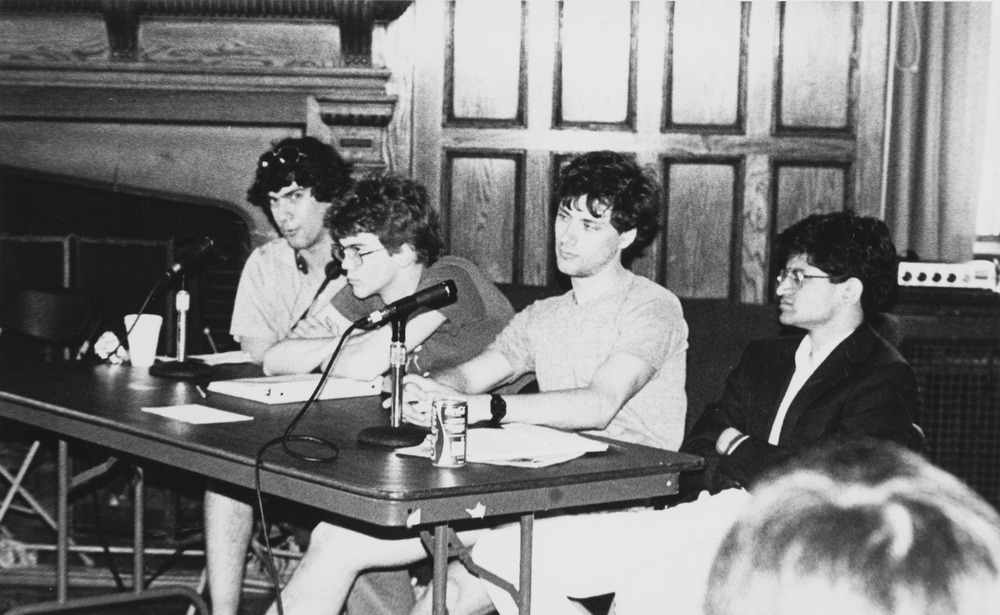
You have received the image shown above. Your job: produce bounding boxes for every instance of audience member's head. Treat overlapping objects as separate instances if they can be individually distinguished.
[327,173,443,267]
[775,210,899,318]
[705,439,1000,615]
[247,136,353,232]
[556,151,661,261]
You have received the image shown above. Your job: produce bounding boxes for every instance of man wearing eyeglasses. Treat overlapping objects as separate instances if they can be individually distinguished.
[465,210,923,615]
[261,172,515,383]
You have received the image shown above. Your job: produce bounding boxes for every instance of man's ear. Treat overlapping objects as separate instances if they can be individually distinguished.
[618,228,637,252]
[839,277,864,307]
[392,243,419,267]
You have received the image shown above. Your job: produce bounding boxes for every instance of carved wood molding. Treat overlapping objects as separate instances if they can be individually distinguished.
[0,0,412,65]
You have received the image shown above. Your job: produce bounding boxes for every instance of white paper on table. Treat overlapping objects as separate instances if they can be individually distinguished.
[142,404,253,424]
[395,424,608,468]
[186,350,253,365]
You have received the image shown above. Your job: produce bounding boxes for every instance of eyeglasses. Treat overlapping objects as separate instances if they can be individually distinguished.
[333,245,388,266]
[776,268,832,288]
[258,146,308,170]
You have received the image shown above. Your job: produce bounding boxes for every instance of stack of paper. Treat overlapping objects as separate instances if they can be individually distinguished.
[207,374,381,404]
[396,424,608,468]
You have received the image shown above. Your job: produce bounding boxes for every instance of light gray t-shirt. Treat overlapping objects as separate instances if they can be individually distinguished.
[488,272,688,450]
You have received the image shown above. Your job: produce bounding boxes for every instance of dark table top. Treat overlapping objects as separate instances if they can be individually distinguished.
[0,359,703,528]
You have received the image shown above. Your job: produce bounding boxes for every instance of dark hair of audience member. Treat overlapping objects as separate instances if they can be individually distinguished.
[556,151,661,261]
[327,173,443,266]
[775,210,899,318]
[705,439,1000,615]
[246,136,353,231]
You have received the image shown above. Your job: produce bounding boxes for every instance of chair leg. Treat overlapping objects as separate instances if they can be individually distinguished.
[0,441,96,567]
[0,440,41,524]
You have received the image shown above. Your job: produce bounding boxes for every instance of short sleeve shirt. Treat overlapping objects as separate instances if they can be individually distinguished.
[230,239,328,350]
[488,272,688,450]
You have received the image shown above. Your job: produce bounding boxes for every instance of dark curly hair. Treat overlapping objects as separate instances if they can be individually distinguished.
[556,151,661,261]
[775,211,899,318]
[327,174,443,266]
[247,136,353,232]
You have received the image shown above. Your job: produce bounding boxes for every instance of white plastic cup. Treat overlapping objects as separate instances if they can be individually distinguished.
[124,314,163,368]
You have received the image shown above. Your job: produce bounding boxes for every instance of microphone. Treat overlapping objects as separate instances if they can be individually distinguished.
[356,280,458,327]
[156,237,217,291]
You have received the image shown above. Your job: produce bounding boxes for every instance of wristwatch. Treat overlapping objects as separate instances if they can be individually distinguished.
[489,394,507,428]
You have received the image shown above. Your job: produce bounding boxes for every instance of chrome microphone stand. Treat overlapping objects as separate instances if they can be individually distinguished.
[356,316,428,447]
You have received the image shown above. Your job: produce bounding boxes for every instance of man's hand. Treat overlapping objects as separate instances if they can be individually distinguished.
[288,306,342,340]
[390,374,465,429]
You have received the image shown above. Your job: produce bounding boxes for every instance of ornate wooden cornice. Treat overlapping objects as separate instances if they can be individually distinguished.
[0,0,412,65]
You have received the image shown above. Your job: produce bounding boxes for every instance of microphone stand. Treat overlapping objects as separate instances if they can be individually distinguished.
[149,277,214,380]
[356,315,428,447]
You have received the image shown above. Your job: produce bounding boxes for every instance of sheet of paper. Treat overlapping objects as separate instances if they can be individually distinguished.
[142,404,253,424]
[395,424,608,468]
[187,350,253,365]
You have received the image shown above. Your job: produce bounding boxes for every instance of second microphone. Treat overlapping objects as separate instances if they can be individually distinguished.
[355,280,458,327]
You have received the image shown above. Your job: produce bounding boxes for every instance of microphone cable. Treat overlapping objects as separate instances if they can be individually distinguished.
[251,319,362,615]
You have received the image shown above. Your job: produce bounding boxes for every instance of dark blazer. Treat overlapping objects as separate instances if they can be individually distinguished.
[680,322,921,493]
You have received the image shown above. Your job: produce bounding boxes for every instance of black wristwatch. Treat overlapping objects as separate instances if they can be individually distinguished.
[489,394,507,428]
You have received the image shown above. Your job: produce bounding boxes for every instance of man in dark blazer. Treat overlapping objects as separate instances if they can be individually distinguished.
[680,210,921,495]
[470,210,923,615]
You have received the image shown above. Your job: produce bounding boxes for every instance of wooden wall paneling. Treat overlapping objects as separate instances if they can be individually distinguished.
[740,155,773,304]
[663,159,741,299]
[776,1,856,133]
[0,13,110,62]
[772,162,850,235]
[375,3,417,175]
[854,2,891,218]
[555,1,636,130]
[446,0,526,126]
[526,0,558,130]
[738,2,777,304]
[442,151,524,284]
[635,0,667,136]
[413,0,447,209]
[138,19,342,67]
[632,2,668,283]
[665,1,747,132]
[523,151,553,286]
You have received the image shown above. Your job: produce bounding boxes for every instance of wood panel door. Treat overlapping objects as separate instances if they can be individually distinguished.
[394,1,889,302]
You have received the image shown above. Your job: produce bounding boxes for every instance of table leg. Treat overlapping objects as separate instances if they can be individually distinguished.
[57,439,69,603]
[518,514,533,615]
[133,466,145,593]
[431,523,449,615]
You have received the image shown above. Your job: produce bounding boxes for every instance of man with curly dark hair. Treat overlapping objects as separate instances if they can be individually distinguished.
[231,136,355,364]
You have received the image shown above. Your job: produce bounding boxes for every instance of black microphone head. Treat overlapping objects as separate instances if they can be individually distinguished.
[163,237,218,284]
[325,259,344,280]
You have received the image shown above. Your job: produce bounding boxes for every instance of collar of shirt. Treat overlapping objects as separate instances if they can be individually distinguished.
[767,328,855,445]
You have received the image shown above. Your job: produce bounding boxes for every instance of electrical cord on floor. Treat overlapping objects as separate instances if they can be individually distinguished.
[252,320,361,615]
